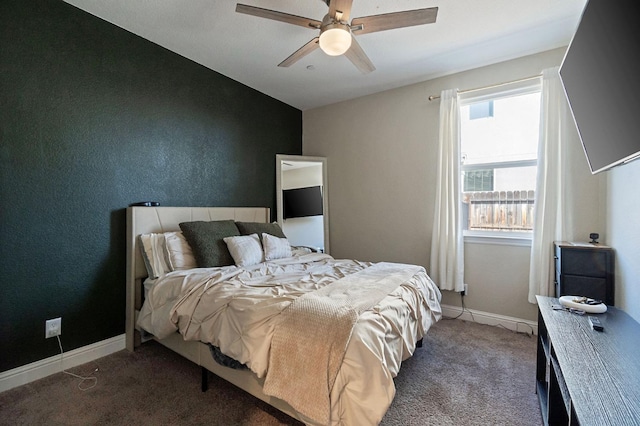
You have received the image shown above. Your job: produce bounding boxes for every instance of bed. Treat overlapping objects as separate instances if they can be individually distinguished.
[126,206,442,425]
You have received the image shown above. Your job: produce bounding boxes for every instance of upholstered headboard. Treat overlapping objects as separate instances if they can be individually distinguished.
[125,206,270,350]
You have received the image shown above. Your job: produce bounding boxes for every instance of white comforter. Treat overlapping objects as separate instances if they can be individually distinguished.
[137,253,442,425]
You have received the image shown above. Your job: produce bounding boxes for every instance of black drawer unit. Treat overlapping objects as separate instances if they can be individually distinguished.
[554,241,615,306]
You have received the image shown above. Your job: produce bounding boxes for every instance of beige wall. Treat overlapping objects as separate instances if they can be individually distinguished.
[303,48,605,322]
[282,164,322,190]
[607,160,640,322]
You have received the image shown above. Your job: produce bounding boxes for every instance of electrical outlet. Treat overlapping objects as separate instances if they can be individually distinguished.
[45,317,62,339]
[462,283,469,296]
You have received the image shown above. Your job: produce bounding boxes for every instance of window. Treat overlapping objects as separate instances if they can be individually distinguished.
[460,81,541,239]
[469,100,494,120]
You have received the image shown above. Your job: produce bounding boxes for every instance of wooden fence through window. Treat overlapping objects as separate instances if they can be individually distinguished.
[463,190,535,231]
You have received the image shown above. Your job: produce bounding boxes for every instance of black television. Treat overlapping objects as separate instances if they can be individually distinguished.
[283,186,323,219]
[559,0,640,174]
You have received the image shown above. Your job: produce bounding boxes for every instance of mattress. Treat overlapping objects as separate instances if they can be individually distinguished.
[137,252,442,425]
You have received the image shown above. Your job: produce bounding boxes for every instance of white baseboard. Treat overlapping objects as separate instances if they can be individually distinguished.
[0,334,126,393]
[441,304,538,336]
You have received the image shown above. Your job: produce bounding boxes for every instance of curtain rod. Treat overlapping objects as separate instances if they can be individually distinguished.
[427,73,542,101]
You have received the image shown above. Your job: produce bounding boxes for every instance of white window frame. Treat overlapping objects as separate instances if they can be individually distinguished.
[459,79,542,246]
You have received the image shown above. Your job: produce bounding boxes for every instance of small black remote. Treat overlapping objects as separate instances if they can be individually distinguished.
[589,316,604,331]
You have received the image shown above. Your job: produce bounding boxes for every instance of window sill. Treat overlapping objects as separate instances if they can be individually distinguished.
[463,231,532,247]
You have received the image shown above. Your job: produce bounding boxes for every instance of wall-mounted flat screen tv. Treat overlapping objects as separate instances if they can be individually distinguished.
[559,0,640,174]
[283,186,323,219]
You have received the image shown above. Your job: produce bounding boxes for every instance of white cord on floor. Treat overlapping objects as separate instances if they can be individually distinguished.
[56,335,98,391]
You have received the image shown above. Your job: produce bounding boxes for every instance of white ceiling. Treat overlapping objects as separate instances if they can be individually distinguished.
[63,0,587,111]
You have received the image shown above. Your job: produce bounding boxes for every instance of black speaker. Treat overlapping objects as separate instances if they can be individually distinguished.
[129,201,160,207]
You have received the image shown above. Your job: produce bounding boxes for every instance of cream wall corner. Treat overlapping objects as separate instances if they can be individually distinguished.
[607,160,640,322]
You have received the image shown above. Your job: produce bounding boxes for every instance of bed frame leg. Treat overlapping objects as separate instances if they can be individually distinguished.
[416,338,423,348]
[201,367,209,392]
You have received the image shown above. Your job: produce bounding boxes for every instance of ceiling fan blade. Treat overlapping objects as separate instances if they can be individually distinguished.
[236,4,321,29]
[278,37,320,68]
[328,0,353,22]
[344,35,375,74]
[351,7,438,35]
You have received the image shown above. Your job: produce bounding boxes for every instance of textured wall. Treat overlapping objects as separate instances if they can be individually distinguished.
[0,0,301,371]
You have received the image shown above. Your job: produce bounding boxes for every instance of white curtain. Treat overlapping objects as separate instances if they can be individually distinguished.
[528,67,575,303]
[430,89,465,292]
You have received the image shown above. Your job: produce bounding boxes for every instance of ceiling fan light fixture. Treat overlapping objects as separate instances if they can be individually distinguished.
[319,24,351,56]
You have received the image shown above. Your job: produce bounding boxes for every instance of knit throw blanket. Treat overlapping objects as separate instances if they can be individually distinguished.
[262,262,422,425]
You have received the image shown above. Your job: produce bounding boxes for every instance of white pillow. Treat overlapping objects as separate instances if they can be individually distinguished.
[164,231,197,270]
[223,233,264,267]
[138,233,171,279]
[262,233,292,261]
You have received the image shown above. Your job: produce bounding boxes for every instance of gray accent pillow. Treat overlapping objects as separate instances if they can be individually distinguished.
[179,220,240,267]
[235,221,286,242]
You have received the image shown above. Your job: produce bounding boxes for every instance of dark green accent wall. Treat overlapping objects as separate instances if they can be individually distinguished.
[0,0,302,371]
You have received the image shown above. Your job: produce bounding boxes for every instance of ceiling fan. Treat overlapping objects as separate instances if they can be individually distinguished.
[236,0,438,74]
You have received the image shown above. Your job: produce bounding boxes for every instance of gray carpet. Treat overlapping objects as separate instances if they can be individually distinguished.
[0,319,542,425]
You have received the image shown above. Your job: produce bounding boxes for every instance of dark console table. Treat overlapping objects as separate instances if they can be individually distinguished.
[536,296,640,425]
